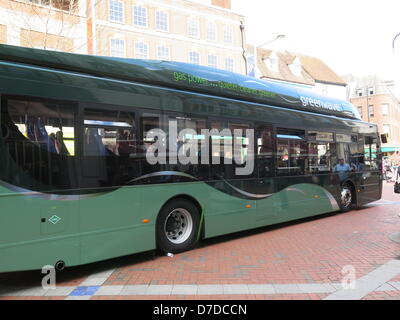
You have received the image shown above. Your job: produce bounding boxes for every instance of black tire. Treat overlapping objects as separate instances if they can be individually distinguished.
[339,183,354,212]
[156,199,200,254]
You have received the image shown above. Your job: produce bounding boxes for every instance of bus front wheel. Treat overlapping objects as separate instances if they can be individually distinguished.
[339,183,354,212]
[156,199,200,254]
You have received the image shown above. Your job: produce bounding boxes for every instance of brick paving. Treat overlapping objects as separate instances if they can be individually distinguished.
[0,182,399,300]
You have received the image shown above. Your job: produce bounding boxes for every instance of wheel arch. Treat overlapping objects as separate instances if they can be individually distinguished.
[156,194,205,243]
[341,179,357,205]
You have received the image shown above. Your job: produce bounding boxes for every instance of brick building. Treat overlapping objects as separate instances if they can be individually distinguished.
[0,0,246,74]
[345,74,400,163]
[0,0,87,53]
[88,0,246,74]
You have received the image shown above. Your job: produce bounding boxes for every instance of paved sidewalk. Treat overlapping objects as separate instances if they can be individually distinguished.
[1,182,400,300]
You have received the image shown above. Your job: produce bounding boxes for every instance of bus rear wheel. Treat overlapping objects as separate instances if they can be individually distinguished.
[339,183,354,212]
[156,199,200,254]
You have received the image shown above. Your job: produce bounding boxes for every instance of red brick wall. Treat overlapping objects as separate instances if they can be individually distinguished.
[211,0,231,9]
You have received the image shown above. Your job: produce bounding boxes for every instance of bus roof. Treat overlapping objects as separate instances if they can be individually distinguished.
[0,44,360,120]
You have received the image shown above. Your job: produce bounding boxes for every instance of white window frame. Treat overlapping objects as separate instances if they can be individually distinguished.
[187,17,200,38]
[109,0,124,24]
[357,106,363,119]
[155,10,169,32]
[135,41,149,59]
[207,54,218,68]
[383,124,391,135]
[368,86,374,95]
[223,25,233,44]
[156,45,170,60]
[133,4,148,28]
[188,51,200,65]
[110,38,125,58]
[289,58,302,76]
[225,57,234,72]
[266,57,278,72]
[368,105,374,117]
[206,21,217,42]
[382,103,390,116]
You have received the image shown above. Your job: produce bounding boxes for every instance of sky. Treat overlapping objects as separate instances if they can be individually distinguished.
[231,0,400,95]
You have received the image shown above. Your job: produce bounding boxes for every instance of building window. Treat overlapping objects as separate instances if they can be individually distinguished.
[25,0,78,11]
[187,18,200,38]
[382,103,389,116]
[383,124,391,136]
[267,58,278,71]
[264,52,279,72]
[188,51,200,64]
[156,45,170,60]
[289,58,302,76]
[223,26,233,44]
[368,105,374,118]
[133,4,148,27]
[225,57,234,72]
[368,86,374,95]
[356,88,363,97]
[110,39,125,57]
[206,22,217,41]
[357,106,363,119]
[155,10,168,31]
[109,0,124,23]
[207,54,218,68]
[135,41,148,59]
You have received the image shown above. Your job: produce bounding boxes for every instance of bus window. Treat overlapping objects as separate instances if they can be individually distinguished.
[83,108,137,186]
[210,120,232,179]
[84,109,136,157]
[139,112,164,180]
[348,136,365,172]
[364,136,378,170]
[276,128,307,176]
[335,134,365,172]
[1,97,77,191]
[229,122,252,179]
[256,125,273,178]
[141,113,162,153]
[168,115,208,180]
[308,131,334,142]
[335,142,350,167]
[307,130,334,174]
[308,142,332,173]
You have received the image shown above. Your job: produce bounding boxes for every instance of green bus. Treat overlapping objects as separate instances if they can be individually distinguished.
[0,44,382,272]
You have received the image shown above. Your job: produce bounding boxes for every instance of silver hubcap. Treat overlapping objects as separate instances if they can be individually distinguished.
[341,186,352,208]
[164,208,193,244]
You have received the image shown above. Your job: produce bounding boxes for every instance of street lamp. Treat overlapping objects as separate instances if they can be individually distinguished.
[392,32,400,53]
[253,35,286,78]
[257,35,286,49]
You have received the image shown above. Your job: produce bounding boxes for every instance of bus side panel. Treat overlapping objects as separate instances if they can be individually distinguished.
[137,182,256,240]
[78,181,255,265]
[357,171,382,206]
[0,190,80,272]
[78,186,155,265]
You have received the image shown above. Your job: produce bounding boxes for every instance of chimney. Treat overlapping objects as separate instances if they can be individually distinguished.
[211,0,231,9]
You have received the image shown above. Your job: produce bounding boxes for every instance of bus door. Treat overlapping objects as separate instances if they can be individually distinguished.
[79,104,145,263]
[204,117,257,234]
[273,127,319,219]
[254,124,277,222]
[358,135,381,204]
